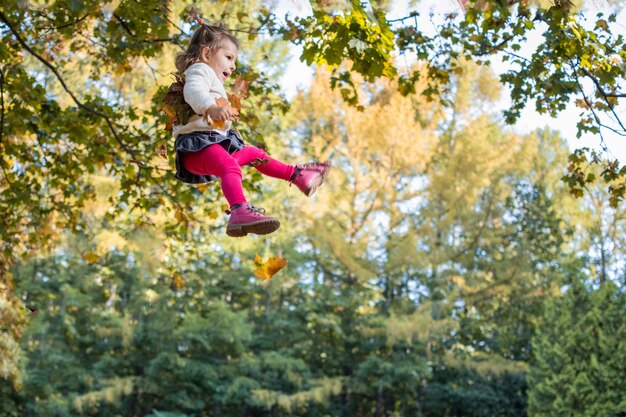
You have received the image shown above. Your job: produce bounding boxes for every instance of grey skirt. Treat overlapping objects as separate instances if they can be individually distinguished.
[173,129,245,184]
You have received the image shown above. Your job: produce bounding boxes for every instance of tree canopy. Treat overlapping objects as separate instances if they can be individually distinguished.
[1,0,625,262]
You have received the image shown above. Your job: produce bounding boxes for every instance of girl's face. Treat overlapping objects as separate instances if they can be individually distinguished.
[201,39,238,83]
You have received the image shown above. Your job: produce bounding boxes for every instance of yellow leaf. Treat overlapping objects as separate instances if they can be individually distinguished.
[252,254,288,281]
[83,252,100,264]
[211,119,227,129]
[172,272,185,288]
[213,97,240,127]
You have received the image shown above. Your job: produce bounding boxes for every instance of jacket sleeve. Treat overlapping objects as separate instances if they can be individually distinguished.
[183,63,217,115]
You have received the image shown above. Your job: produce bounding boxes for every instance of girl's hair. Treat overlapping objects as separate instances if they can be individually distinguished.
[175,24,239,74]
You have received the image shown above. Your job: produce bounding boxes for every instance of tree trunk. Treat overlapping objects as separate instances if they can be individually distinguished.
[375,386,383,417]
[341,385,352,417]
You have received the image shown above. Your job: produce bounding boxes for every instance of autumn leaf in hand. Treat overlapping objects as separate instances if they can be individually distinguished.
[206,97,240,129]
[253,254,288,281]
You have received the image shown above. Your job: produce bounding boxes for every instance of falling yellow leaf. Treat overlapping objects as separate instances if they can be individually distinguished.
[83,252,100,264]
[172,272,185,288]
[253,254,288,281]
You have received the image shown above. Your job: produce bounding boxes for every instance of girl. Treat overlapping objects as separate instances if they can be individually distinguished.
[172,24,330,237]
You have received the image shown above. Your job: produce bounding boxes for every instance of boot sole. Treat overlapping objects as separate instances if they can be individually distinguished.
[226,219,281,237]
[306,161,331,197]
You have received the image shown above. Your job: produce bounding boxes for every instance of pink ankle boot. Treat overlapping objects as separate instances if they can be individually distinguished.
[289,161,331,197]
[225,203,280,237]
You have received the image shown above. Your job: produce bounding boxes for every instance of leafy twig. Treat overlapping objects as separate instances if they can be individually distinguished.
[579,65,626,135]
[573,70,608,150]
[32,10,92,33]
[502,50,531,64]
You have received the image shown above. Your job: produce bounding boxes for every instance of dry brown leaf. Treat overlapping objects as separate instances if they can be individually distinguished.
[228,76,250,111]
[162,74,194,129]
[156,142,168,160]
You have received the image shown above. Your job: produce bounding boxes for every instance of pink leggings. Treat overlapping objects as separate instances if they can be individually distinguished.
[181,144,295,207]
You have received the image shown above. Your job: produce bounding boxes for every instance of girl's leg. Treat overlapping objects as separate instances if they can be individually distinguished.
[181,144,281,238]
[231,145,330,197]
[230,146,295,181]
[180,145,246,207]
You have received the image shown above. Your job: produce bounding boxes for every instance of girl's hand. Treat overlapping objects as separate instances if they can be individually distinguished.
[205,105,233,122]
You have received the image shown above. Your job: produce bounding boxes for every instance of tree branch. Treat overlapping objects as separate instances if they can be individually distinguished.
[474,13,542,57]
[502,50,531,64]
[0,11,136,158]
[388,11,420,24]
[0,67,13,188]
[578,65,626,134]
[112,13,175,43]
[33,10,91,32]
[0,67,4,147]
[475,32,518,57]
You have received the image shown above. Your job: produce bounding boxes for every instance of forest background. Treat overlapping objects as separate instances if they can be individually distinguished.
[1,0,625,416]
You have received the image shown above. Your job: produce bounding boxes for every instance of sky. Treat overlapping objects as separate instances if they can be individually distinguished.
[275,0,626,163]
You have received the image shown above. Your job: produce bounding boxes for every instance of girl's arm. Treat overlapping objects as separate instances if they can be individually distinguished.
[183,63,218,115]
